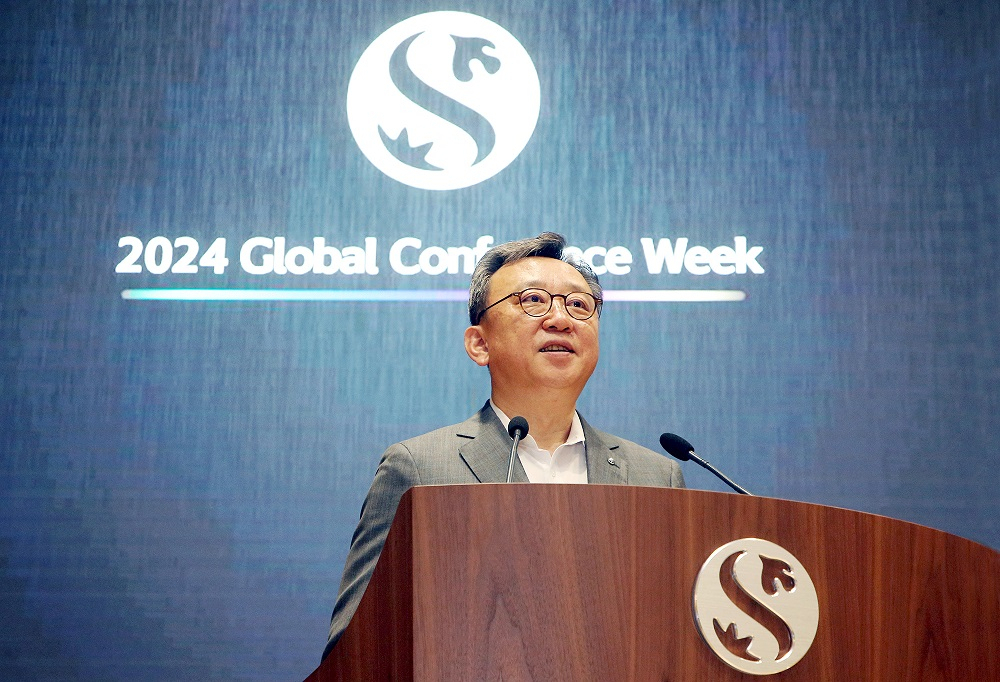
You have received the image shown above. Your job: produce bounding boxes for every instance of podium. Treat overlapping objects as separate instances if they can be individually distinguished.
[307,485,1000,680]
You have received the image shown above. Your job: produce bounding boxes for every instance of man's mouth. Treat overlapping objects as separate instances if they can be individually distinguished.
[540,344,573,353]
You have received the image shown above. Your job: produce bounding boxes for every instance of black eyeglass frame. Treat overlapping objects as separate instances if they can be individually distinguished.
[474,288,603,325]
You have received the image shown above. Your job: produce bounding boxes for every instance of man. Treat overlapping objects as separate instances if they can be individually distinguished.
[322,232,684,659]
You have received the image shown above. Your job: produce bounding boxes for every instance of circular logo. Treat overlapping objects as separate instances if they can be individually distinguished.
[691,538,819,675]
[346,11,540,190]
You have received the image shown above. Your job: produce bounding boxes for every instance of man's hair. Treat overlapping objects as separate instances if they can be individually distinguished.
[468,232,603,325]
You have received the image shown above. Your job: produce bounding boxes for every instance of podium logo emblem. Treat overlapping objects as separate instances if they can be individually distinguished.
[346,11,540,190]
[692,538,819,675]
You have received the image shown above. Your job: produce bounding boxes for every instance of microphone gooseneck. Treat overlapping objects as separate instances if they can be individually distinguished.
[506,417,529,484]
[659,432,752,495]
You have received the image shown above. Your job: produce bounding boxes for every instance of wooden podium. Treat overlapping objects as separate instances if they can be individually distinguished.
[307,485,1000,680]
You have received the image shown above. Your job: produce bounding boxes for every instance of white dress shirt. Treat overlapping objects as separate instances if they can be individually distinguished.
[490,402,588,483]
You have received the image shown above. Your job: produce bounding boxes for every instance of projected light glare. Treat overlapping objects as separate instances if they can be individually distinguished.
[602,290,747,302]
[120,289,746,302]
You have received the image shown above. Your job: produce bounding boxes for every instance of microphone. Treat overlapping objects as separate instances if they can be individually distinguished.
[659,433,752,495]
[506,417,529,483]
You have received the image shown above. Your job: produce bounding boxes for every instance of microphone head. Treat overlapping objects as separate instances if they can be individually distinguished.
[659,433,695,461]
[508,416,529,439]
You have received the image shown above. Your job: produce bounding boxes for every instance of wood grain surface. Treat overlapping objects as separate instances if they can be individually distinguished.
[308,485,1000,681]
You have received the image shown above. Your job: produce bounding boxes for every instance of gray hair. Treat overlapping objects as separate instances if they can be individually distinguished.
[468,232,602,325]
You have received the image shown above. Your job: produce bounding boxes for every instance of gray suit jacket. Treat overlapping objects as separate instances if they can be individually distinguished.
[323,402,684,659]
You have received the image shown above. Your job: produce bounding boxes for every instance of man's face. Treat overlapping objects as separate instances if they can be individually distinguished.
[466,257,600,397]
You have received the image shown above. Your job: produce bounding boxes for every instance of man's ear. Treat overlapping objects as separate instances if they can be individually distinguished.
[464,326,490,367]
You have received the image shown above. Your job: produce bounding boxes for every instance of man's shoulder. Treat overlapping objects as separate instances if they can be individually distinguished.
[592,428,663,463]
[602,432,660,458]
[581,417,657,459]
[380,404,504,485]
[396,406,491,451]
[583,420,685,488]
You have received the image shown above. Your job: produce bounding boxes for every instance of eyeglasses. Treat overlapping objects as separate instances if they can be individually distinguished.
[476,288,602,324]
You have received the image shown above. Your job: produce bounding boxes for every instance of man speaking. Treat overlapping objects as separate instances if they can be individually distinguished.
[323,232,685,659]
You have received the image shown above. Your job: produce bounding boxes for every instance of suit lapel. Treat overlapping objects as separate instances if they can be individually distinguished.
[582,416,628,484]
[458,403,529,483]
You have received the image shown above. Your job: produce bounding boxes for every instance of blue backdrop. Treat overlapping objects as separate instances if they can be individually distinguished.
[2,1,997,679]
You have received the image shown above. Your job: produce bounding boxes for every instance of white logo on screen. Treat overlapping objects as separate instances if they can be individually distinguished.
[691,538,819,675]
[346,11,540,190]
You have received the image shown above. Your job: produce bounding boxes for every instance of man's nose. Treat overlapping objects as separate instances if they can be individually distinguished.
[543,296,574,328]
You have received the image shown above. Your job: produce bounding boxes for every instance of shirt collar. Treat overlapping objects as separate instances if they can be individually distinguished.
[489,400,586,449]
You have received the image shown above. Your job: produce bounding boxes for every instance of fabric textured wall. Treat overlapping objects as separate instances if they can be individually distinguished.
[1,1,997,679]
